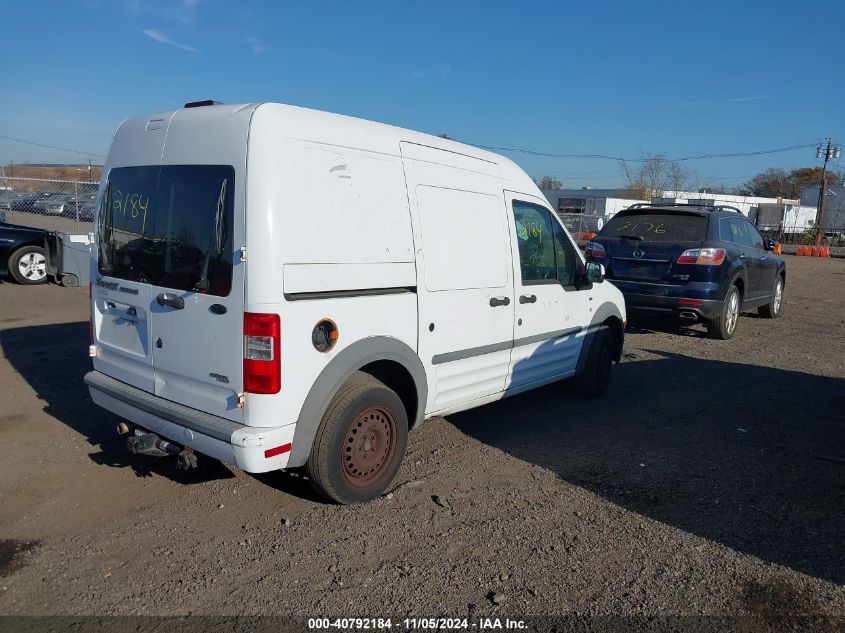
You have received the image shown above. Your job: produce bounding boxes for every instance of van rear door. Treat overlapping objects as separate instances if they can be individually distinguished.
[149,108,250,422]
[93,114,174,394]
[95,105,251,423]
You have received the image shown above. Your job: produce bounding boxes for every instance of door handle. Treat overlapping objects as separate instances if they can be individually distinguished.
[489,296,511,307]
[156,293,185,310]
[738,254,746,260]
[759,256,767,261]
[519,294,537,304]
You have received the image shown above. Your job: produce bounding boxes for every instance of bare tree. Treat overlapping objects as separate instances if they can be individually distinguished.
[536,175,563,190]
[619,160,650,200]
[620,154,696,199]
[666,161,693,196]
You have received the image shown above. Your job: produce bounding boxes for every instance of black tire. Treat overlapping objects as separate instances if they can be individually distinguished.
[574,326,613,398]
[307,372,408,504]
[708,284,740,340]
[8,245,48,285]
[758,274,784,319]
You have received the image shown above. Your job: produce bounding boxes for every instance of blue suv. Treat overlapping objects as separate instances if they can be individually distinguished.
[585,203,786,339]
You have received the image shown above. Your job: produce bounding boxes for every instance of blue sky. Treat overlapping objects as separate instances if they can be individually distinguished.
[1,0,843,188]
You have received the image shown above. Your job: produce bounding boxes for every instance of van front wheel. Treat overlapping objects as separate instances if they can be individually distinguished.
[307,372,408,504]
[574,326,613,398]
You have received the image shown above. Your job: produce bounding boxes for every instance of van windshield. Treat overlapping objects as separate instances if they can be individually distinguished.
[97,165,235,296]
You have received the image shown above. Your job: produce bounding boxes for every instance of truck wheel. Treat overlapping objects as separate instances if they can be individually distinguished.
[574,325,612,398]
[707,285,740,340]
[758,275,784,318]
[307,372,408,504]
[9,245,47,285]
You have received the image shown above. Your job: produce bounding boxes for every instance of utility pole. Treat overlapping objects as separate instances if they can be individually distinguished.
[815,138,842,245]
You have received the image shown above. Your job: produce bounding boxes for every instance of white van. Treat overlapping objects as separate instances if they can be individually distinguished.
[85,102,626,503]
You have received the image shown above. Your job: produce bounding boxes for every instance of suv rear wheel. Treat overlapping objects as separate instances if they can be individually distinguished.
[307,372,408,504]
[758,275,784,318]
[708,285,740,340]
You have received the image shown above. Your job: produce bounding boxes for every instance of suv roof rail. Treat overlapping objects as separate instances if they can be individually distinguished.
[626,202,744,214]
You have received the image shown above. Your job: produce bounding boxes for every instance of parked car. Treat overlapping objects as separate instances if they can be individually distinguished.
[585,203,785,339]
[6,191,41,213]
[34,192,73,215]
[84,101,627,504]
[0,221,48,284]
[61,193,97,218]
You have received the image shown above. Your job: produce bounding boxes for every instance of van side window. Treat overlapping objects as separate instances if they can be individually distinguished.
[512,201,559,284]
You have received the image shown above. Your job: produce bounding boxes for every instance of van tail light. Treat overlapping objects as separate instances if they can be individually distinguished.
[584,241,607,259]
[677,248,726,265]
[243,312,280,394]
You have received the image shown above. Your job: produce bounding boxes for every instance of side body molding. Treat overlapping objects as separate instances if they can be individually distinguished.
[287,336,428,468]
[574,301,625,374]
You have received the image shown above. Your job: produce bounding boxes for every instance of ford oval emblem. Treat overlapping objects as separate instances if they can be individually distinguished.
[633,247,645,258]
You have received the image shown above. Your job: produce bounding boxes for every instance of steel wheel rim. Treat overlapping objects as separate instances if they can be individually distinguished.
[773,279,783,314]
[18,252,46,281]
[342,406,396,487]
[726,291,739,334]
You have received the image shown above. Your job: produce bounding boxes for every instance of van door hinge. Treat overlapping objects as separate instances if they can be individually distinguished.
[239,247,247,262]
[237,393,246,408]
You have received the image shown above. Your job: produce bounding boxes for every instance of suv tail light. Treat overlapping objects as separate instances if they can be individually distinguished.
[584,241,607,259]
[243,312,280,394]
[677,248,726,265]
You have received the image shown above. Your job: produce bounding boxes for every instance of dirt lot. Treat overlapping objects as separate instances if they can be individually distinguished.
[0,256,843,627]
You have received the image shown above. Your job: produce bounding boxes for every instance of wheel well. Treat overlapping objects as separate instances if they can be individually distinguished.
[733,276,744,298]
[602,316,624,363]
[357,360,417,430]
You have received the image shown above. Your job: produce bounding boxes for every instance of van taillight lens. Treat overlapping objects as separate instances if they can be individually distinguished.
[243,312,280,394]
[584,241,606,259]
[678,248,726,265]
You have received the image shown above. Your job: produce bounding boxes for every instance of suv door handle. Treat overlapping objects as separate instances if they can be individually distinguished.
[519,294,537,304]
[738,254,746,260]
[759,256,767,260]
[489,296,511,307]
[156,293,185,310]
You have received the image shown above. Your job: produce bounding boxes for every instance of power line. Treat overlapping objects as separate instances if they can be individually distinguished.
[0,134,106,158]
[455,139,818,163]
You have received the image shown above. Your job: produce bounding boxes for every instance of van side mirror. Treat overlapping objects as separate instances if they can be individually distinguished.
[764,239,776,252]
[586,261,605,284]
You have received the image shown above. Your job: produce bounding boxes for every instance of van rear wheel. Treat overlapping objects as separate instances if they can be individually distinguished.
[307,372,408,504]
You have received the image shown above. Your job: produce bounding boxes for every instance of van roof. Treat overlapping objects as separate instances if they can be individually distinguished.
[122,102,539,194]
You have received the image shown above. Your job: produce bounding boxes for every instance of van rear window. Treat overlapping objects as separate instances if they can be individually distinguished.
[97,165,235,296]
[599,212,707,242]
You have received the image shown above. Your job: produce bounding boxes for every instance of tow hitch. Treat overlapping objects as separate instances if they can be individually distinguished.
[121,425,198,470]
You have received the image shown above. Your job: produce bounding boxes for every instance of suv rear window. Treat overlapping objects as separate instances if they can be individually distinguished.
[600,212,707,242]
[97,165,235,296]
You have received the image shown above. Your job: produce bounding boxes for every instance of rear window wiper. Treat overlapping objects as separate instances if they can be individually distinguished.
[617,234,644,241]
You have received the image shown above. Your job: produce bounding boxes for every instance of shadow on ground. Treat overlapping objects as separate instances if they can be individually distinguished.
[0,321,235,484]
[449,349,845,585]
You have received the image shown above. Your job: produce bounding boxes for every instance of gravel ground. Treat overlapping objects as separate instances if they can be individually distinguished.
[0,256,843,627]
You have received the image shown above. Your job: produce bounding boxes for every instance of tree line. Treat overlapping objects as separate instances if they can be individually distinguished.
[535,155,843,200]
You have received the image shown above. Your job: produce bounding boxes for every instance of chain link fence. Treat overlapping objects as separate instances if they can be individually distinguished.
[0,177,98,234]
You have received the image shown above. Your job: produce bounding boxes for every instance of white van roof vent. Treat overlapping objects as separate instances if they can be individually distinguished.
[184,100,223,108]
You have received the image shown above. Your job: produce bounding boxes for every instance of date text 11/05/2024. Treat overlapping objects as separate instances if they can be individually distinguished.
[307,618,528,630]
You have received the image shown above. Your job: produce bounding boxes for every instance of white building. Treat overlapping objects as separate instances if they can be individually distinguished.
[542,188,818,235]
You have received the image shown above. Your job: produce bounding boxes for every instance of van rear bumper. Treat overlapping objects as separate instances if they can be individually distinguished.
[84,371,294,473]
